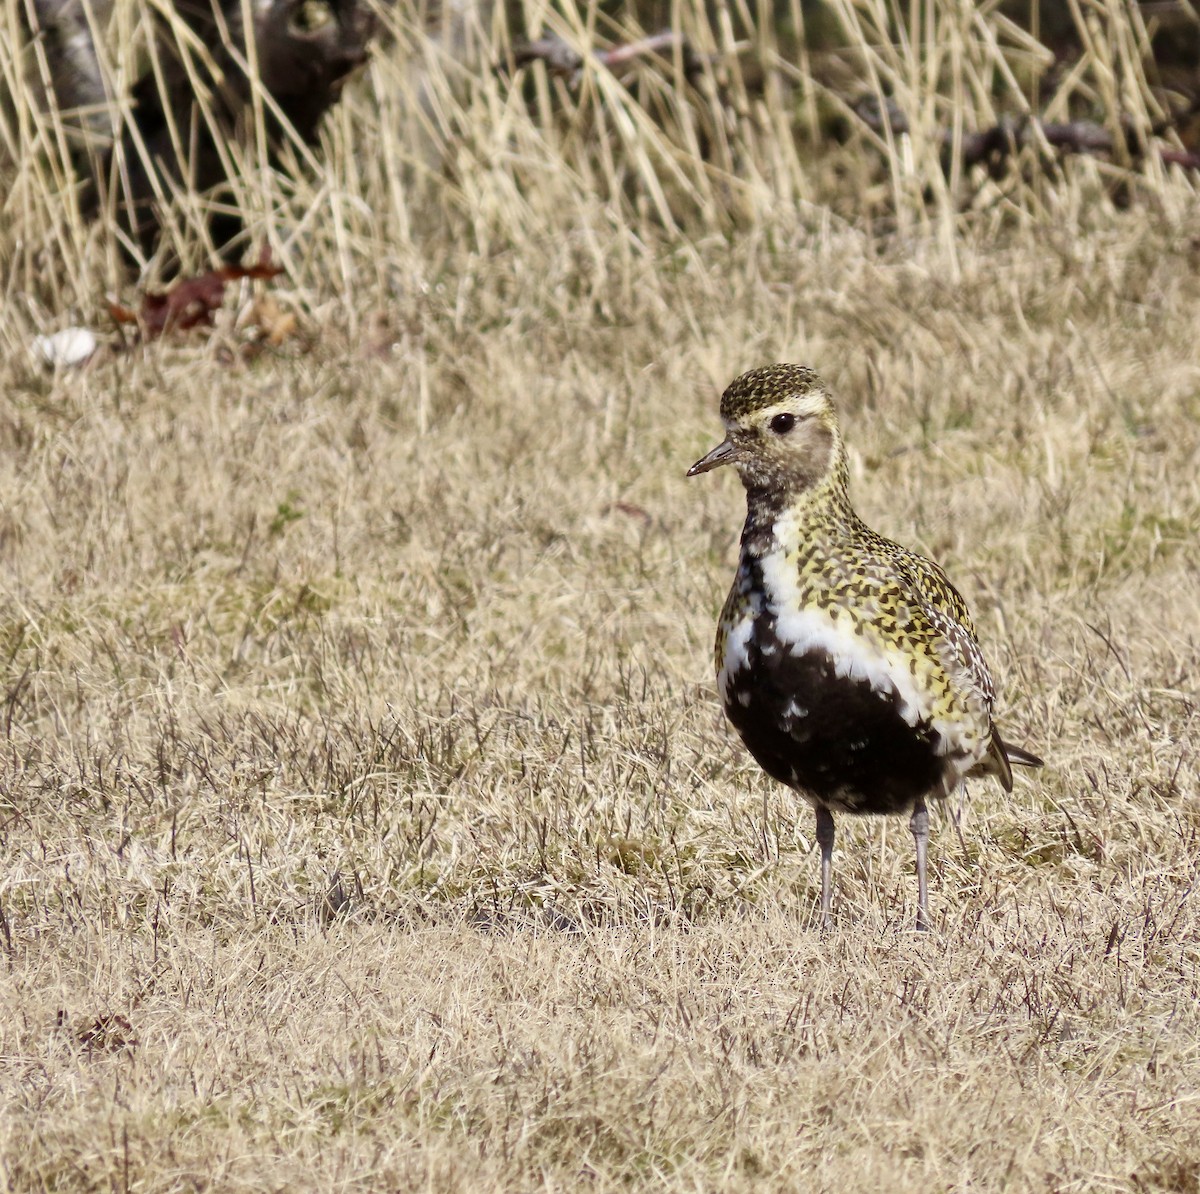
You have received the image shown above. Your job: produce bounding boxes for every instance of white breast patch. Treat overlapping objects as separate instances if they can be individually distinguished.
[722,548,978,764]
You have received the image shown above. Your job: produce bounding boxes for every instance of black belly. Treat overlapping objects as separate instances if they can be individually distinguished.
[723,625,950,816]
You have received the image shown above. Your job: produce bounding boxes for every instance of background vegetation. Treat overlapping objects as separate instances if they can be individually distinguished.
[2,0,1199,1187]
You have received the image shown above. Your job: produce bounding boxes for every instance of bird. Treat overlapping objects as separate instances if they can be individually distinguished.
[688,364,1042,931]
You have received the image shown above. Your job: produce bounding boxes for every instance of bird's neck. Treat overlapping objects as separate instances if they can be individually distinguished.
[739,451,862,559]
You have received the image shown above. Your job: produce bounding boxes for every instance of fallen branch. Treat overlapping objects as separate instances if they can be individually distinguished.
[501,32,1200,177]
[855,95,1200,175]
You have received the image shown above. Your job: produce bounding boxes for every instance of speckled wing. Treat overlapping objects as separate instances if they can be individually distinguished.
[888,547,1016,789]
[889,548,996,707]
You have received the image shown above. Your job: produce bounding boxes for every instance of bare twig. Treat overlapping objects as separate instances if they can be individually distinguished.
[503,30,711,86]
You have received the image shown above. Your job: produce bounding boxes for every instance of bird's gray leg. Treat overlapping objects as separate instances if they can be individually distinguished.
[815,805,835,931]
[910,797,930,932]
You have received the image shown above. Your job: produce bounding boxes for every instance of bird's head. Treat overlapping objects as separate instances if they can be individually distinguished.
[687,365,844,499]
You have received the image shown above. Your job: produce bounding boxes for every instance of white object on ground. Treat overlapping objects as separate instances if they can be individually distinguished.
[32,327,98,368]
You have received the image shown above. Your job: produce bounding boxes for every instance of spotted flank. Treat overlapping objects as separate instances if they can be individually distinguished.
[689,364,1042,930]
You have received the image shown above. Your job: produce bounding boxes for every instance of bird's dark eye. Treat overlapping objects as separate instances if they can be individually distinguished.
[770,413,796,435]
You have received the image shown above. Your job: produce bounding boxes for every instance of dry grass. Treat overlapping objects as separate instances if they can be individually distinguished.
[3,0,1200,1188]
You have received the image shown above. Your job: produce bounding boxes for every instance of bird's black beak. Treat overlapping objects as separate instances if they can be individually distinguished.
[687,438,736,477]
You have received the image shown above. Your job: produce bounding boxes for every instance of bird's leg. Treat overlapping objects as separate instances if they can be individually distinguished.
[815,805,835,931]
[910,797,930,932]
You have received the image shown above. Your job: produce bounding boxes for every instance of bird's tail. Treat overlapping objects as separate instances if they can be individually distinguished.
[1005,743,1044,769]
[983,728,1044,793]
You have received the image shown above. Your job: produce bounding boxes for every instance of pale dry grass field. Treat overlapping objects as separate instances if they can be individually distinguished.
[3,0,1200,1189]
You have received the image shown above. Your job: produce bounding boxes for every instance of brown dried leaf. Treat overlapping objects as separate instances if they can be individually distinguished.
[111,249,284,341]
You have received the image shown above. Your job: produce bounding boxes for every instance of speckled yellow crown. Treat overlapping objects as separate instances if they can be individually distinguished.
[720,364,825,422]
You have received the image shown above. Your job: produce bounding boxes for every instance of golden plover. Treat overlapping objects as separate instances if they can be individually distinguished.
[688,364,1042,930]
